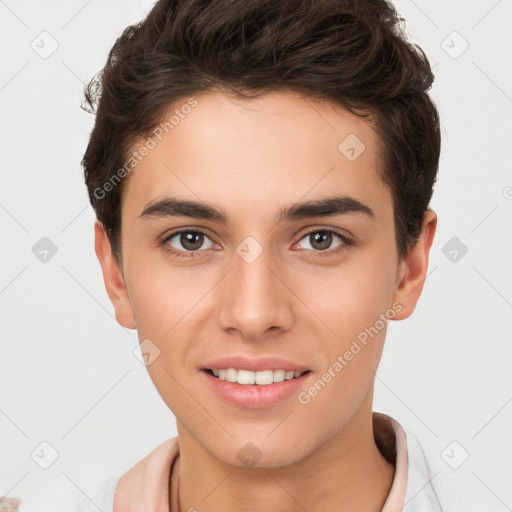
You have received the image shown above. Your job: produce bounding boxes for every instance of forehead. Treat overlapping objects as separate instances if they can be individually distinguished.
[122,90,391,223]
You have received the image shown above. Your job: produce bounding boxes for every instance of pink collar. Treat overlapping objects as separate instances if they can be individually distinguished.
[114,413,408,511]
[114,437,179,511]
[381,414,408,511]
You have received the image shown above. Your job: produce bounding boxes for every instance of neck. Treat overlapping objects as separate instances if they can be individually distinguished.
[171,395,394,512]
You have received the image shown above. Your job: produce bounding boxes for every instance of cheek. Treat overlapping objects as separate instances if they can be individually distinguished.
[125,252,204,336]
[124,257,212,385]
[296,283,391,431]
[295,252,397,406]
[312,256,397,343]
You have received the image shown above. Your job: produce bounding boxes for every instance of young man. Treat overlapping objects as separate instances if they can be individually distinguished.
[81,0,456,510]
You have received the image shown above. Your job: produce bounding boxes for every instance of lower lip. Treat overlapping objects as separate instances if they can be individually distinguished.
[201,370,312,409]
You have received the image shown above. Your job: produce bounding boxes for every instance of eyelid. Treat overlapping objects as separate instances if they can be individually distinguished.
[297,225,353,241]
[302,223,355,240]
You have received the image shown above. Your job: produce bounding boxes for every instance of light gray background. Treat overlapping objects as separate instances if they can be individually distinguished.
[1,0,511,510]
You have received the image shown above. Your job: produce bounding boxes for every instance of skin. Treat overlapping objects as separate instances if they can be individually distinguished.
[95,89,436,511]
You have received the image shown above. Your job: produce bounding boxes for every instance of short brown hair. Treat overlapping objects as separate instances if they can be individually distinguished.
[81,0,441,262]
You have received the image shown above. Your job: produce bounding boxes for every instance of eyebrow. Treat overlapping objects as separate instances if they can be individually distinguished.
[139,194,375,224]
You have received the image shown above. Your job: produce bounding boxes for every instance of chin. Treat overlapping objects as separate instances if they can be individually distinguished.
[206,433,308,469]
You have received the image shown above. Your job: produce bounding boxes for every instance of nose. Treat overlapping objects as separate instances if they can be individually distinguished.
[216,242,294,341]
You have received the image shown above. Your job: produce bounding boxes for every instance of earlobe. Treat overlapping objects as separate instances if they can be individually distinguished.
[94,220,137,329]
[391,210,437,320]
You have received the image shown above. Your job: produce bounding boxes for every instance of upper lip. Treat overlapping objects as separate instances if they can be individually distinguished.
[202,355,310,373]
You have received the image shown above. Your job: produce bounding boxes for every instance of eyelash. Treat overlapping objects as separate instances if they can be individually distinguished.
[160,228,353,259]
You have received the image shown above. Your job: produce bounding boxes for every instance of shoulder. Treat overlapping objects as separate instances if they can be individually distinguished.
[87,472,123,511]
[113,436,179,512]
[1,469,123,512]
[2,437,179,512]
[399,422,502,512]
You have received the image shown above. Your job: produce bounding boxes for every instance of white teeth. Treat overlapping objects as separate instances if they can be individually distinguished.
[237,369,255,385]
[255,370,273,385]
[273,369,285,382]
[211,368,306,385]
[226,368,238,383]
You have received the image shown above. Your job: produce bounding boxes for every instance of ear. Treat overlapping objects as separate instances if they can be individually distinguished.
[94,220,137,329]
[391,209,437,320]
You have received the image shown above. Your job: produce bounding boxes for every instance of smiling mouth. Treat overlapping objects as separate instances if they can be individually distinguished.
[203,368,311,385]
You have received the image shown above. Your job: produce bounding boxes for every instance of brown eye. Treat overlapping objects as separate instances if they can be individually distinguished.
[177,231,204,251]
[297,230,346,252]
[163,229,215,257]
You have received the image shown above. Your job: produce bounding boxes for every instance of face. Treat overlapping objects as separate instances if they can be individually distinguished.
[95,90,436,467]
